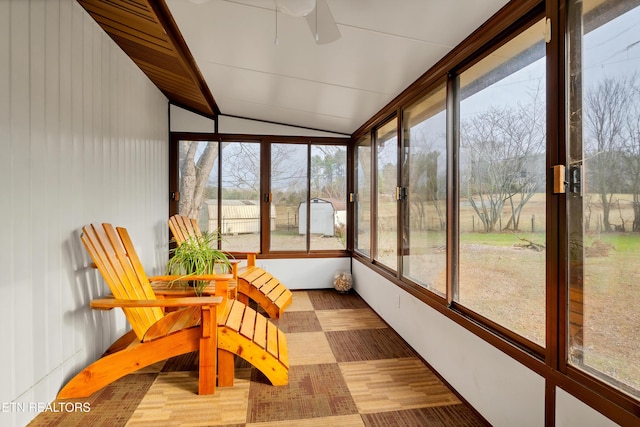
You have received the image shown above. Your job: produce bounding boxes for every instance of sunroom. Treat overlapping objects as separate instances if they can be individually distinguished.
[2,0,640,426]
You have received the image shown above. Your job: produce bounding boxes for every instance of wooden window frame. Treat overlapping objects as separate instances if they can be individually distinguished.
[169,132,350,259]
[348,0,640,424]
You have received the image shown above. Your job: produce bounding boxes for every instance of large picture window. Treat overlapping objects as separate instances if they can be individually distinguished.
[567,0,640,397]
[456,18,547,346]
[402,84,448,295]
[173,136,348,255]
[375,118,399,270]
[177,139,219,233]
[310,145,347,250]
[220,141,261,252]
[355,135,372,256]
[270,143,308,251]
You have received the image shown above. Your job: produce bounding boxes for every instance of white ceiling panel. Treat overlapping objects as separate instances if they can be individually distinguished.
[166,0,511,134]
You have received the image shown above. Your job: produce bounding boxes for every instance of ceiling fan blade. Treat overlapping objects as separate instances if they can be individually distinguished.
[305,0,341,44]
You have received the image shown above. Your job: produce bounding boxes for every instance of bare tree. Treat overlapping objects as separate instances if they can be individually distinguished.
[179,142,312,220]
[584,77,631,232]
[503,90,545,231]
[220,142,261,196]
[406,127,446,231]
[179,141,218,218]
[460,98,545,232]
[621,74,640,231]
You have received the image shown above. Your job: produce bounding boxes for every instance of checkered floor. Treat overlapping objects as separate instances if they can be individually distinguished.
[30,290,488,426]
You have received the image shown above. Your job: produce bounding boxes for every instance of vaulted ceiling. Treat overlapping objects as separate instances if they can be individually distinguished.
[78,0,511,135]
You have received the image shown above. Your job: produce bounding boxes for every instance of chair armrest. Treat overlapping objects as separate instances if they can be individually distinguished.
[227,252,258,258]
[90,296,223,310]
[147,274,234,282]
[226,252,258,267]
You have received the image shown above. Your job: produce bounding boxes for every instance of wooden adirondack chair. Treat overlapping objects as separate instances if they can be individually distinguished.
[59,223,288,399]
[169,214,293,318]
[58,223,230,398]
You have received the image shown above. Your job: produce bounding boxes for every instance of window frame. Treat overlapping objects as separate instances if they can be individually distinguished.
[350,0,640,423]
[169,132,351,259]
[451,13,549,357]
[561,0,640,415]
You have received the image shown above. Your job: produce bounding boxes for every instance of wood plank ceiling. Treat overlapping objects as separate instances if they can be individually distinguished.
[77,0,219,118]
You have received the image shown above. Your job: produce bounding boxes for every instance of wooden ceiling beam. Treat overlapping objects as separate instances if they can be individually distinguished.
[77,0,219,118]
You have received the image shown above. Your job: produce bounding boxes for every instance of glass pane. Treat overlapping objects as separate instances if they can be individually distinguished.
[178,140,219,234]
[355,135,371,255]
[402,84,447,295]
[219,141,261,252]
[376,119,398,270]
[457,19,546,346]
[309,145,347,250]
[270,143,308,251]
[567,0,640,397]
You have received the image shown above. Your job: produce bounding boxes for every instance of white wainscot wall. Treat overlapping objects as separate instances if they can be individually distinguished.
[256,258,351,290]
[556,388,620,427]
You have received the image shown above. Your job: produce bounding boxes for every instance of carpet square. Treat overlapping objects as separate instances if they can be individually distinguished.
[284,291,314,312]
[340,357,461,414]
[247,364,358,423]
[326,328,416,362]
[126,369,251,426]
[307,290,369,310]
[161,351,251,373]
[29,373,156,427]
[273,310,322,333]
[247,414,365,427]
[316,308,387,332]
[361,405,489,427]
[286,331,337,366]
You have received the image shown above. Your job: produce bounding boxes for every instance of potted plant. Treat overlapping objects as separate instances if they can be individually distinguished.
[166,230,232,295]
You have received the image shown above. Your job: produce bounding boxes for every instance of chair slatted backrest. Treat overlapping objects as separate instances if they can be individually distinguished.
[168,215,201,245]
[81,223,164,341]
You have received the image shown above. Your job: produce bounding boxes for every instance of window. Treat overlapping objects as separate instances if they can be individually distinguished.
[310,145,347,250]
[375,118,399,270]
[355,135,372,256]
[220,141,261,252]
[329,0,640,421]
[270,143,308,251]
[177,139,219,237]
[402,84,448,295]
[567,0,640,397]
[456,19,547,346]
[172,136,348,255]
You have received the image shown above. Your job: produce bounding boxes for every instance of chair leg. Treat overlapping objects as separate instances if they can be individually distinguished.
[58,328,200,399]
[198,306,217,395]
[218,349,235,387]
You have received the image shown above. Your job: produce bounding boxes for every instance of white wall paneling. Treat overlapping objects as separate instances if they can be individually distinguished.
[257,258,351,291]
[218,115,350,138]
[556,388,620,427]
[0,1,169,425]
[169,104,215,133]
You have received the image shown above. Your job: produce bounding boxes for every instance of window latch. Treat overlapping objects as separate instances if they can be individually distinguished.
[553,164,582,195]
[569,164,582,195]
[395,187,408,201]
